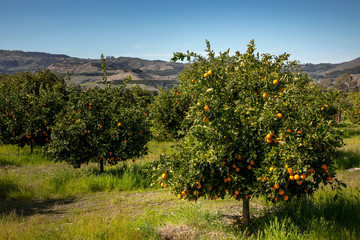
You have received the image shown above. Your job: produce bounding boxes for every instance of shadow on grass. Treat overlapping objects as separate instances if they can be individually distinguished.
[0,198,75,218]
[0,156,21,167]
[0,176,75,217]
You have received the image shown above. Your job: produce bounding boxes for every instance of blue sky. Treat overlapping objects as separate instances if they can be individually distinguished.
[1,0,359,64]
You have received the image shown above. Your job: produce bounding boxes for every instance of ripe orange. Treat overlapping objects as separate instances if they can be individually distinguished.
[235,190,240,195]
[235,167,240,172]
[204,105,209,111]
[296,130,302,134]
[294,174,300,180]
[204,72,209,78]
[274,183,279,189]
[207,69,213,76]
[237,154,242,160]
[117,122,122,127]
[273,80,279,85]
[266,139,272,143]
[269,166,274,172]
[321,164,327,170]
[286,129,292,133]
[161,173,167,179]
[265,133,272,139]
[160,182,165,188]
[248,165,252,170]
[227,177,232,182]
[263,93,268,98]
[277,113,283,119]
[263,176,268,181]
[327,177,333,181]
[232,164,237,168]
[300,173,306,180]
[181,191,186,196]
[222,161,226,165]
[279,189,284,195]
[289,175,294,180]
[250,160,255,165]
[283,195,289,201]
[204,117,209,122]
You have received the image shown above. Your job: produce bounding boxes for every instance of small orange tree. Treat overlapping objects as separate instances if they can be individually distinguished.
[45,56,152,172]
[345,91,360,124]
[0,70,67,152]
[156,40,343,226]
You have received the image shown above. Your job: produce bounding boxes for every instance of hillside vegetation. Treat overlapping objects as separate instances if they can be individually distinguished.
[1,49,360,89]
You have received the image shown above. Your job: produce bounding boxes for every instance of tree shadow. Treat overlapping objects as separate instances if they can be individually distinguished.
[0,197,75,218]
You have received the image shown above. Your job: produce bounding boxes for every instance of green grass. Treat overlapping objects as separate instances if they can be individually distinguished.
[1,132,360,239]
[334,123,360,169]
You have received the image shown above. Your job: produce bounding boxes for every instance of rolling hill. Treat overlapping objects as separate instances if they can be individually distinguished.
[0,50,184,90]
[1,49,359,89]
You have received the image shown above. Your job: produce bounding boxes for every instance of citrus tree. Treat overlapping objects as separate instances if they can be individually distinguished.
[345,91,360,124]
[0,70,67,152]
[45,56,152,172]
[150,85,192,140]
[155,40,343,226]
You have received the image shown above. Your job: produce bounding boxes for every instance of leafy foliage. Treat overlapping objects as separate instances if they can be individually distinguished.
[45,66,152,170]
[345,91,360,124]
[0,70,67,150]
[154,40,343,207]
[150,85,192,140]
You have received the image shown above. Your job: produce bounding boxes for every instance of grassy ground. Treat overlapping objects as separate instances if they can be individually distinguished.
[1,128,360,240]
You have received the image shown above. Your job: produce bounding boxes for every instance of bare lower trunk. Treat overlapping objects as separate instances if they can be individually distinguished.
[337,108,341,124]
[242,198,250,226]
[30,142,34,154]
[100,158,104,173]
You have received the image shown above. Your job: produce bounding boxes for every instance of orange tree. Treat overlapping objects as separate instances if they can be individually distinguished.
[45,78,152,172]
[154,40,343,226]
[345,91,360,124]
[0,70,67,152]
[150,85,192,140]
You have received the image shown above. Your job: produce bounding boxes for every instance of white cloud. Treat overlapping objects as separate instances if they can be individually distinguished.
[133,45,145,49]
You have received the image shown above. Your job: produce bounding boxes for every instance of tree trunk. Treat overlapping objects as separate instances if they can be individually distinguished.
[242,197,250,226]
[30,142,34,154]
[99,158,104,173]
[337,108,342,124]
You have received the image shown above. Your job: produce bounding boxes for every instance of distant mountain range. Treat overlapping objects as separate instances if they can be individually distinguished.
[1,49,359,89]
[0,50,184,90]
[301,57,360,81]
